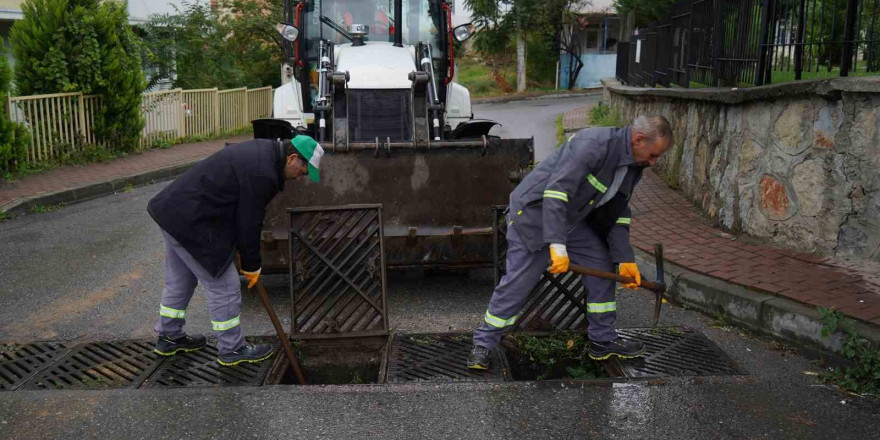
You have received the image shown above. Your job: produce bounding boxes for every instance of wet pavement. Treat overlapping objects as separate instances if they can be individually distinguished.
[1,95,878,439]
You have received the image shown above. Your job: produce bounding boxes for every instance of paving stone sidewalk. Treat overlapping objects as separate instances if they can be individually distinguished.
[631,169,880,326]
[0,135,251,212]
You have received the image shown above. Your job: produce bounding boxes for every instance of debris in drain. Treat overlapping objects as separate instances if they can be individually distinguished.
[275,338,385,385]
[502,331,609,381]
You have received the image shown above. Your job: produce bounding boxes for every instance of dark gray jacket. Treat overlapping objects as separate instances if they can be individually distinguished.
[508,126,642,263]
[148,139,286,277]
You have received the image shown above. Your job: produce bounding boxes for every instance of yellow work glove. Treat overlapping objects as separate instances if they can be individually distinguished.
[618,262,641,289]
[549,244,570,274]
[240,267,261,289]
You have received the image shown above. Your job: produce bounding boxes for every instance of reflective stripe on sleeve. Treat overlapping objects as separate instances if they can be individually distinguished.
[586,302,617,313]
[616,217,632,225]
[484,310,518,328]
[212,316,241,331]
[586,174,607,193]
[543,190,569,202]
[159,305,186,319]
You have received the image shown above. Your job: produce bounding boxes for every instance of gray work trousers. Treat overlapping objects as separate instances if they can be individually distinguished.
[473,217,618,349]
[154,230,244,355]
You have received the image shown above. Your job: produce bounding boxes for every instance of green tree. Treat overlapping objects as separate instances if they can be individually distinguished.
[140,0,285,90]
[0,39,30,175]
[613,0,677,28]
[10,0,145,152]
[466,0,542,92]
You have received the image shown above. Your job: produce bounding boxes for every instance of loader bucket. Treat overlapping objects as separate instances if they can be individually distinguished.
[260,138,534,272]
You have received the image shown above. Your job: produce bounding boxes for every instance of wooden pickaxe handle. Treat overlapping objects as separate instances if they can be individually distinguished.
[568,264,666,293]
[253,280,307,385]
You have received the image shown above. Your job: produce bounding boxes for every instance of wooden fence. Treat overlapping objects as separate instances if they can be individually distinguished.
[7,86,274,163]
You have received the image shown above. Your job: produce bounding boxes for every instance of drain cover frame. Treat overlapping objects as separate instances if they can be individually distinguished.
[614,327,747,378]
[385,333,510,383]
[143,338,279,388]
[289,204,389,339]
[0,342,72,391]
[20,340,165,390]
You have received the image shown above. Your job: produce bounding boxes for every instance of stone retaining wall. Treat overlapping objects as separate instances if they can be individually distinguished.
[602,77,880,261]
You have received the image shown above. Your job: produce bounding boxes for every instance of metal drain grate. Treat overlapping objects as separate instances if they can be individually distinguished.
[385,333,510,383]
[289,205,389,339]
[144,339,279,388]
[0,342,71,391]
[20,341,164,390]
[615,327,746,377]
[493,206,587,331]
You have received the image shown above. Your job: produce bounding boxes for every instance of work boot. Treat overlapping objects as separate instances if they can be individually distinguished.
[154,333,207,356]
[467,345,492,370]
[217,342,274,366]
[589,337,646,360]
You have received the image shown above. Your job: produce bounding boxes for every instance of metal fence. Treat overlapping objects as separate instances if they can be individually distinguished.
[616,0,880,87]
[8,86,274,164]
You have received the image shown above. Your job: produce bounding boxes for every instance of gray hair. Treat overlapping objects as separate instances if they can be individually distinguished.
[632,115,673,144]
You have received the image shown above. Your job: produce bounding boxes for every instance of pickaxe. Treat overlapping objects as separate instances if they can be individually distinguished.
[569,244,667,327]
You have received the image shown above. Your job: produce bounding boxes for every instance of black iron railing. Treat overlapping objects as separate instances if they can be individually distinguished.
[616,0,880,87]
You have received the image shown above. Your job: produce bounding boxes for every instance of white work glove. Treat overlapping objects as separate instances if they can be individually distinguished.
[549,243,569,274]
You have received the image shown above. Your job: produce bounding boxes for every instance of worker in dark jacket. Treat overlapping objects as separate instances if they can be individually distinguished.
[467,116,672,369]
[148,135,324,366]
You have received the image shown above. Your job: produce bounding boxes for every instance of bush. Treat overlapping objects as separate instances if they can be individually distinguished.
[0,38,30,175]
[10,0,145,153]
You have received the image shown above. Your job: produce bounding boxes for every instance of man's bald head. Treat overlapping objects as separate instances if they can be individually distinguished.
[630,115,673,166]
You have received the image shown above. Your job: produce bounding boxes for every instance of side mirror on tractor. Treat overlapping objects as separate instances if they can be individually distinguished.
[276,22,299,42]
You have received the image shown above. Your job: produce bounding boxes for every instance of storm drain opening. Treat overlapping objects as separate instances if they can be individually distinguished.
[268,336,389,385]
[502,332,613,381]
[0,342,71,391]
[385,333,510,383]
[614,327,747,378]
[20,341,164,390]
[143,338,280,389]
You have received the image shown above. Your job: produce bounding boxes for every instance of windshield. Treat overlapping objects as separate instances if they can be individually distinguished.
[306,0,443,54]
[302,0,446,110]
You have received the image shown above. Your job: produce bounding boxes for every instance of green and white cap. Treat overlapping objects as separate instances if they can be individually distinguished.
[292,135,324,182]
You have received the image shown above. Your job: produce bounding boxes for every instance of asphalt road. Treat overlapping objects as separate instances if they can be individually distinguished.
[1,94,878,439]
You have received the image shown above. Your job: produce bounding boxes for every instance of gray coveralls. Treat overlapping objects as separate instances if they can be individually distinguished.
[154,231,243,354]
[473,127,643,349]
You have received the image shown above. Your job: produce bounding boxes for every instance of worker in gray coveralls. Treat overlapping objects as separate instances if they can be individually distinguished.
[148,135,324,366]
[467,116,672,369]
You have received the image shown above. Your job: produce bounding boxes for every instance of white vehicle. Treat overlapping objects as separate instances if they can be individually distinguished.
[254,0,535,272]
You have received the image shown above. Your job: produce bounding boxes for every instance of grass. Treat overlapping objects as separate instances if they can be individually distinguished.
[0,211,11,223]
[30,202,64,214]
[456,55,560,99]
[682,63,879,89]
[819,307,880,396]
[123,183,134,193]
[2,126,254,183]
[457,57,515,98]
[554,113,565,146]
[588,102,625,127]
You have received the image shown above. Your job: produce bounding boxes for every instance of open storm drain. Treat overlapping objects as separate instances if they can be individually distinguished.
[144,339,279,388]
[0,342,71,391]
[20,341,163,390]
[614,328,746,378]
[385,334,510,383]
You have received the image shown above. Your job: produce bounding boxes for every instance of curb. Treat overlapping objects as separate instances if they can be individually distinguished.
[634,247,880,353]
[0,160,200,217]
[472,89,601,105]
